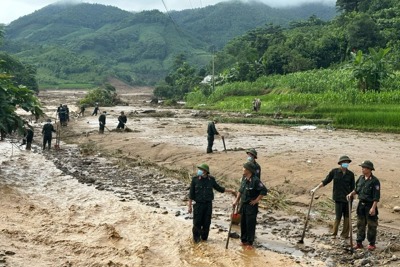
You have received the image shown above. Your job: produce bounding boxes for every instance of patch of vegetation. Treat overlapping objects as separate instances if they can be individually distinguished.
[79,83,124,106]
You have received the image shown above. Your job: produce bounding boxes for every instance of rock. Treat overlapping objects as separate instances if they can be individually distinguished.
[175,211,181,216]
[393,206,400,212]
[4,251,15,255]
[162,211,168,215]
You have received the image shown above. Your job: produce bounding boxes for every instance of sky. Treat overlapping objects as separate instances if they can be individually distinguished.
[0,0,336,24]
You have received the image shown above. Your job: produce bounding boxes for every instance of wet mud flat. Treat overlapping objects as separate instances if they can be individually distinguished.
[40,144,400,267]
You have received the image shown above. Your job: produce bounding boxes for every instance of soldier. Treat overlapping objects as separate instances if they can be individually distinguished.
[24,123,34,150]
[310,155,355,238]
[117,111,127,130]
[42,119,56,150]
[246,148,261,180]
[98,111,106,134]
[206,118,221,153]
[78,105,86,117]
[233,162,268,248]
[188,164,234,243]
[347,160,380,251]
[92,103,100,116]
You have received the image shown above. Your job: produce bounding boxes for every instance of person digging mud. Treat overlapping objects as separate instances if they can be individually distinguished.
[347,160,380,251]
[310,155,355,239]
[188,163,235,243]
[98,111,106,134]
[207,118,222,153]
[246,148,261,180]
[117,111,127,130]
[233,162,268,248]
[42,119,56,150]
[78,105,86,117]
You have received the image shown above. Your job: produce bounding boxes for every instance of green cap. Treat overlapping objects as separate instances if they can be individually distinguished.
[197,163,210,174]
[338,155,352,164]
[243,162,256,174]
[359,160,375,171]
[246,148,258,159]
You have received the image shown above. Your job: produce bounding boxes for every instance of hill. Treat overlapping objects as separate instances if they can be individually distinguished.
[1,1,336,87]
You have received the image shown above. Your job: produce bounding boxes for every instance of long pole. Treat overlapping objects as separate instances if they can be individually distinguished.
[298,191,315,244]
[225,205,235,249]
[348,200,354,253]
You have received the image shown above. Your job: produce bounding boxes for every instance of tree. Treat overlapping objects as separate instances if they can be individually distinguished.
[347,14,383,52]
[336,0,370,12]
[0,26,42,139]
[351,47,392,92]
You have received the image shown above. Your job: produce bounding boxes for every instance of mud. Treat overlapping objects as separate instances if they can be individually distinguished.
[1,82,400,266]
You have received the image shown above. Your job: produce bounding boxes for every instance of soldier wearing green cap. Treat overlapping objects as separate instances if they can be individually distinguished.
[310,155,355,238]
[347,160,380,251]
[246,148,261,180]
[188,163,234,243]
[233,162,268,248]
[206,118,221,153]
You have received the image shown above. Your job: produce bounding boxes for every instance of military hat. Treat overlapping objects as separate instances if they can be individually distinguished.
[359,160,375,171]
[246,148,258,159]
[197,163,210,174]
[338,155,352,164]
[47,118,51,122]
[243,162,257,174]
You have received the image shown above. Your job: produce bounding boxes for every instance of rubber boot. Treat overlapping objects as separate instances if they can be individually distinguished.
[332,219,340,238]
[340,217,350,239]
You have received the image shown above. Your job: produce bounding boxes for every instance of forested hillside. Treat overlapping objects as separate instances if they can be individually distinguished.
[0,1,336,88]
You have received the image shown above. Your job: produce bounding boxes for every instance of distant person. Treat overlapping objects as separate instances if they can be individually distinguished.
[188,163,235,243]
[92,103,100,116]
[98,111,106,134]
[347,160,380,251]
[58,105,67,126]
[117,111,127,130]
[233,162,268,248]
[207,118,221,153]
[24,124,34,150]
[252,98,261,112]
[78,105,86,117]
[65,105,70,122]
[310,155,355,239]
[57,104,63,119]
[42,119,56,150]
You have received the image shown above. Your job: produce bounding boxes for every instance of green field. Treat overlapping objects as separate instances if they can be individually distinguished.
[186,69,400,132]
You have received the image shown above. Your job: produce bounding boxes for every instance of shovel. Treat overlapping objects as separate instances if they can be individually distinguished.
[221,136,227,153]
[348,200,354,253]
[225,205,236,249]
[298,190,315,244]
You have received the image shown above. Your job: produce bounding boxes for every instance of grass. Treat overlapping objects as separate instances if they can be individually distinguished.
[185,68,400,133]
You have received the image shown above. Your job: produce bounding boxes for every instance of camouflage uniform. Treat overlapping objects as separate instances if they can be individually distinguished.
[355,174,380,246]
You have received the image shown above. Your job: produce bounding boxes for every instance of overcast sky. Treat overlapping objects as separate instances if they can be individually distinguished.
[1,0,336,24]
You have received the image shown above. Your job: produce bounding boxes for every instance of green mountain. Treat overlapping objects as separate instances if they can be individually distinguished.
[170,1,337,49]
[1,1,336,87]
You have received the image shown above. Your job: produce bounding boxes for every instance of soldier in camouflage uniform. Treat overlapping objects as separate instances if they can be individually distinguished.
[347,160,380,251]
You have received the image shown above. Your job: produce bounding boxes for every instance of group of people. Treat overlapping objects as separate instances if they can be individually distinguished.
[193,120,381,251]
[188,148,267,248]
[311,157,380,251]
[57,104,70,126]
[189,152,381,251]
[98,110,128,134]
